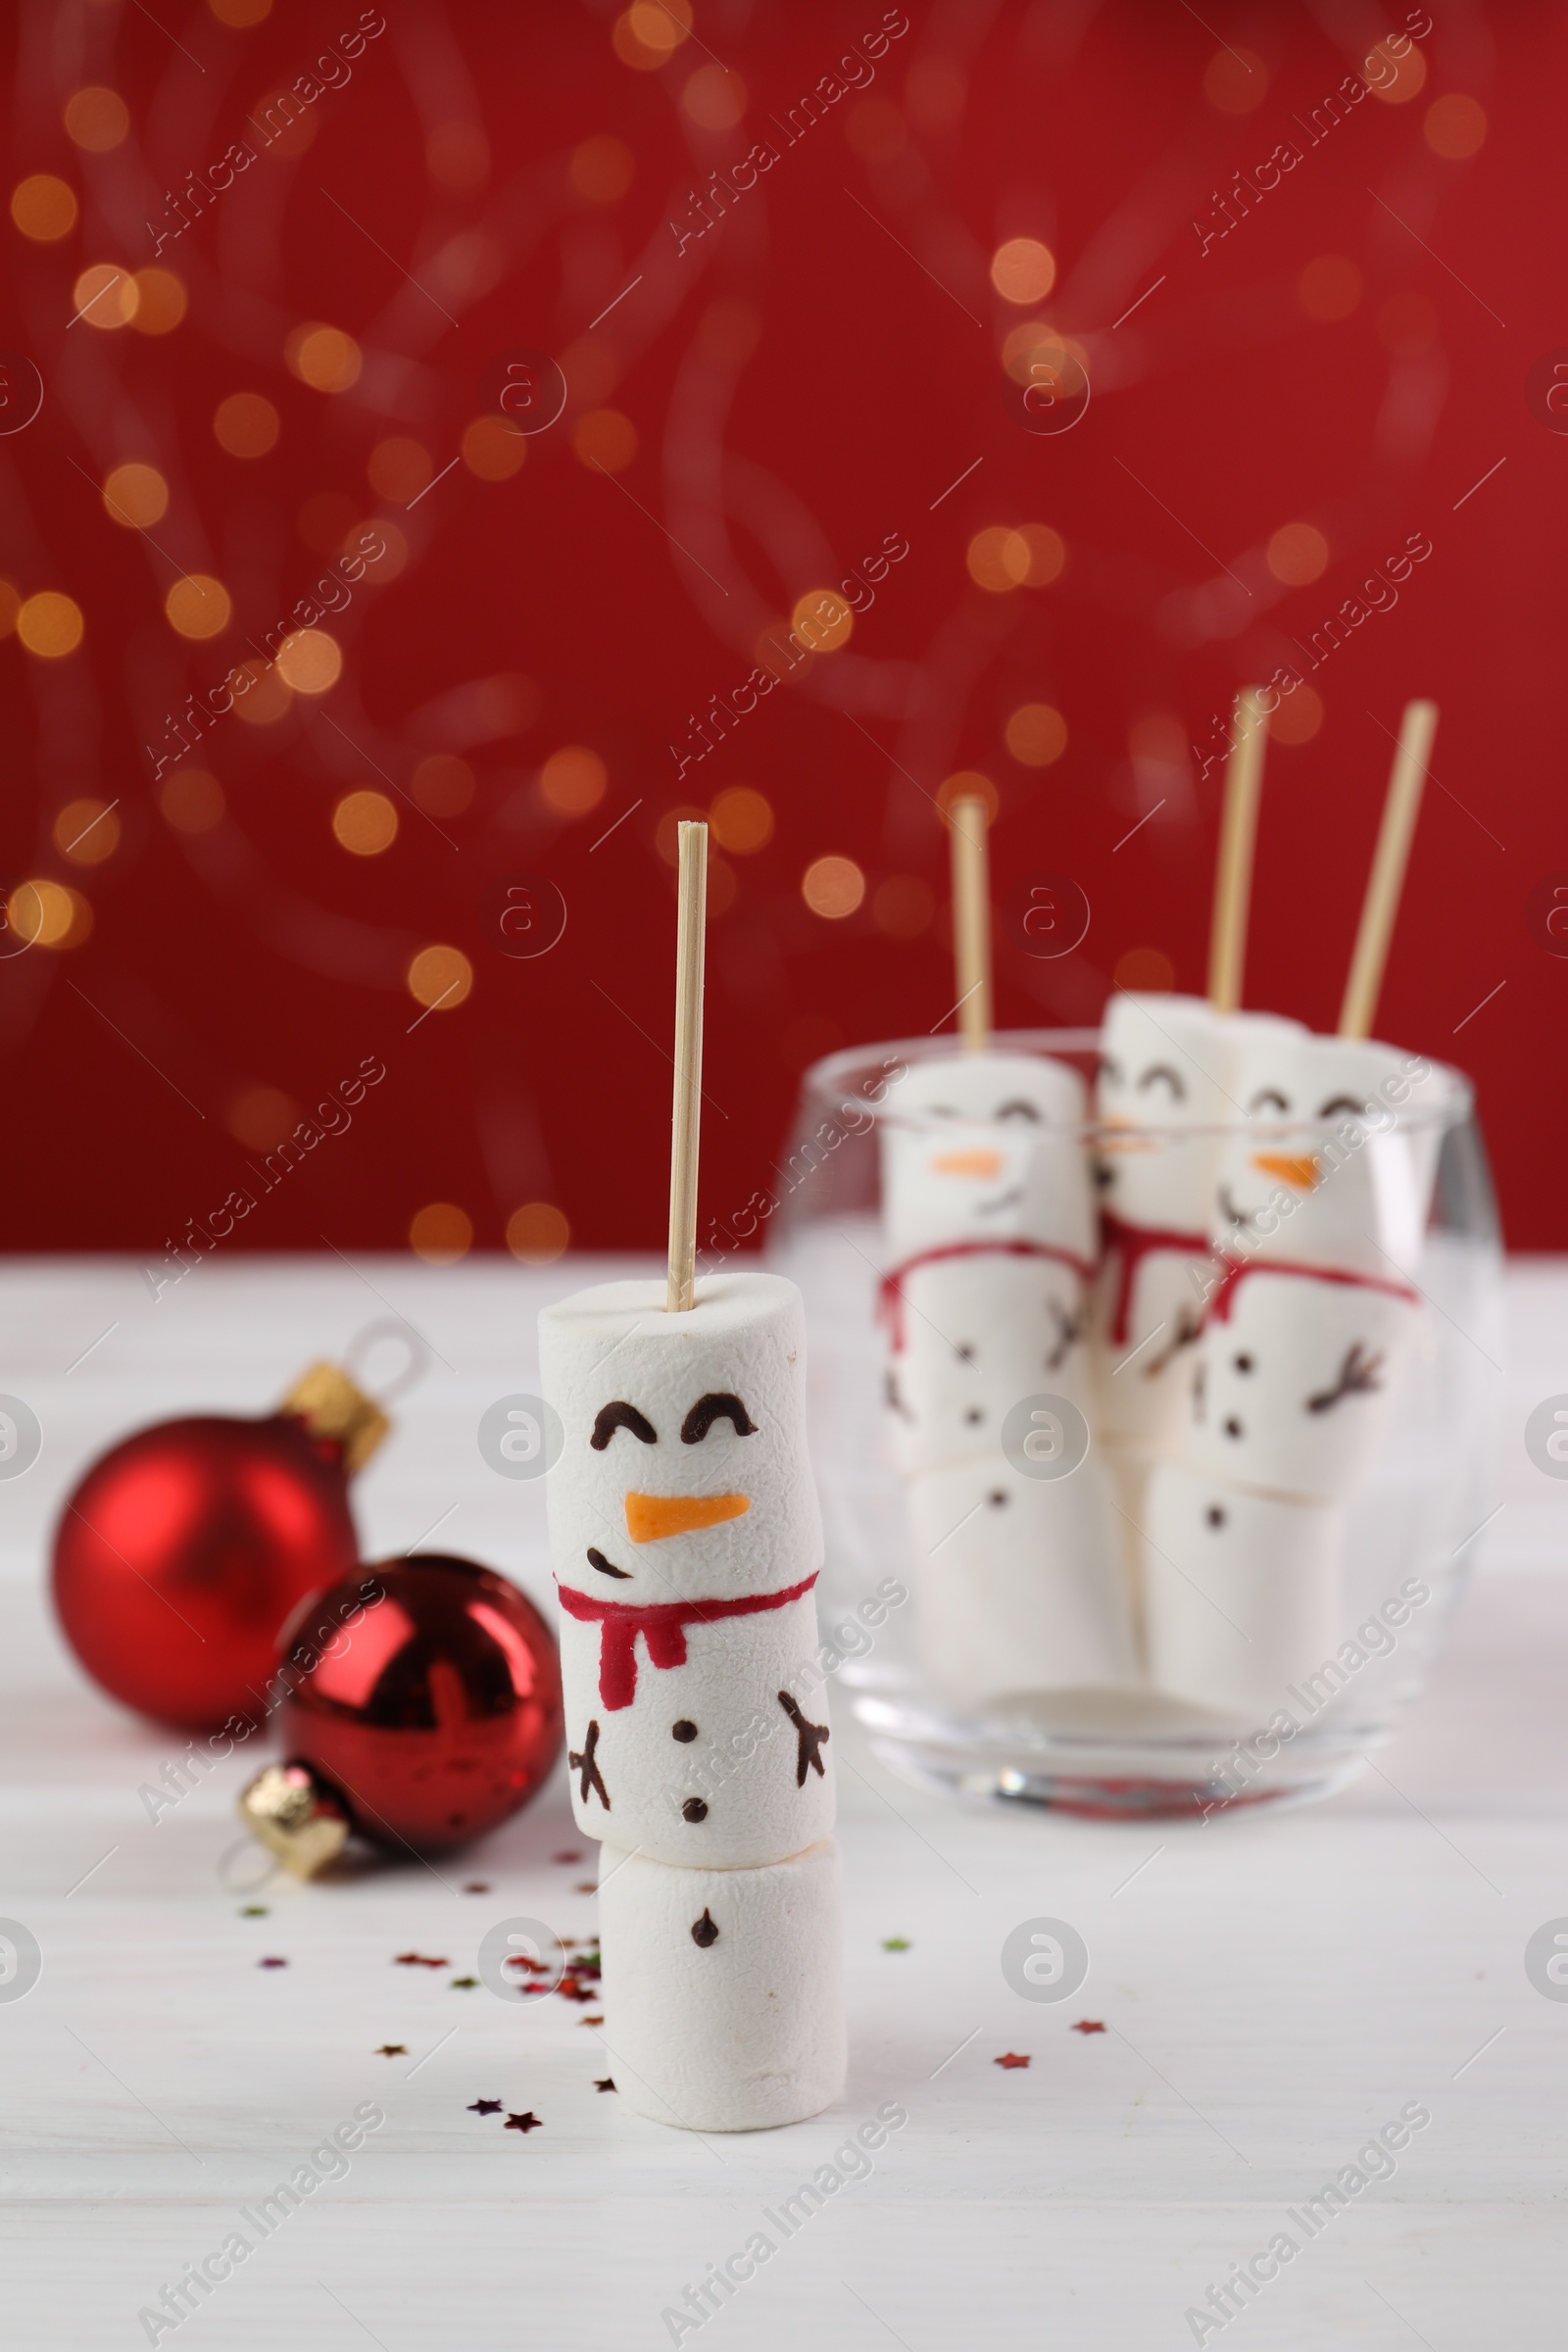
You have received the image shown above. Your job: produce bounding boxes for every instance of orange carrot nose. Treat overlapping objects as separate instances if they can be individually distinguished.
[625,1491,751,1544]
[930,1148,1004,1178]
[1251,1151,1321,1191]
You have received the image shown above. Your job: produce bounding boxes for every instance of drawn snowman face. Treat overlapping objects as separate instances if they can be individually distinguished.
[880,1049,1093,1258]
[1096,998,1300,1229]
[1211,1036,1440,1272]
[538,1273,821,1603]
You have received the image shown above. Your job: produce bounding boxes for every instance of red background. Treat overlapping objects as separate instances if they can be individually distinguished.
[2,0,1558,1257]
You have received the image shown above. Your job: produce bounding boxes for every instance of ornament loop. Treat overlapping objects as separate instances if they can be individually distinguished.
[344,1319,430,1405]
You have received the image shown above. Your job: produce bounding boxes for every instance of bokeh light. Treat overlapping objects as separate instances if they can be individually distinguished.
[231,659,293,726]
[612,0,691,69]
[801,856,865,919]
[18,592,84,659]
[1113,947,1175,991]
[12,175,77,241]
[166,574,231,640]
[791,588,854,651]
[54,798,121,865]
[74,265,137,329]
[274,629,341,694]
[572,408,638,471]
[65,87,129,150]
[461,415,527,479]
[332,791,398,855]
[966,525,1064,592]
[1202,48,1267,113]
[368,438,432,504]
[407,945,473,1011]
[411,756,475,816]
[129,269,186,334]
[507,1201,570,1264]
[286,323,363,393]
[1425,94,1487,158]
[1298,256,1362,322]
[1266,522,1329,585]
[214,392,280,458]
[1269,684,1325,746]
[410,1203,473,1264]
[541,746,608,815]
[990,237,1055,305]
[1368,39,1426,102]
[1005,704,1068,766]
[103,464,169,529]
[872,875,934,939]
[937,771,999,826]
[709,786,773,855]
[160,770,225,831]
[683,66,747,128]
[209,0,272,22]
[227,1086,296,1153]
[8,879,89,951]
[569,134,635,202]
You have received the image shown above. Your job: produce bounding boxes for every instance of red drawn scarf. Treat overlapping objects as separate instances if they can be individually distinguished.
[557,1571,820,1710]
[1099,1211,1210,1346]
[1207,1254,1421,1323]
[878,1238,1095,1353]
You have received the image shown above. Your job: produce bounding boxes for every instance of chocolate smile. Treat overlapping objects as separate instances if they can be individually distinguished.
[586,1546,631,1580]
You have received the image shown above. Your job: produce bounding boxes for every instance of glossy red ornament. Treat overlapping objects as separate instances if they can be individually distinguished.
[271,1554,564,1856]
[51,1364,386,1733]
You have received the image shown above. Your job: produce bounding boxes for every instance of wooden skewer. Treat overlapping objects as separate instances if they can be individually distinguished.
[665,819,709,1313]
[949,794,992,1053]
[1206,685,1268,1015]
[1338,699,1438,1041]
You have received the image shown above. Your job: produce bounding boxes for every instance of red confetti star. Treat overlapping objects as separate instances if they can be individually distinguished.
[554,1851,584,1865]
[374,2044,407,2057]
[258,1956,287,1969]
[594,2078,616,2093]
[573,1882,597,1894]
[580,2015,605,2028]
[463,1882,491,1895]
[1071,2020,1106,2034]
[504,2111,542,2132]
[467,2098,503,2115]
[393,1953,449,1968]
[994,2052,1031,2070]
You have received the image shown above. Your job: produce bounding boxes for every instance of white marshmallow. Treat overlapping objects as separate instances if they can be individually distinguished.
[559,1590,835,1868]
[1140,1460,1344,1721]
[596,1838,846,2132]
[540,1271,832,1871]
[1184,1265,1424,1502]
[1212,1034,1446,1278]
[882,1247,1093,1476]
[1091,1243,1209,1458]
[880,1048,1095,1263]
[906,1452,1138,1704]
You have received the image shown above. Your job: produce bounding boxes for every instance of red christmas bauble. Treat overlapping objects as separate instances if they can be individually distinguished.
[271,1554,564,1856]
[51,1364,386,1733]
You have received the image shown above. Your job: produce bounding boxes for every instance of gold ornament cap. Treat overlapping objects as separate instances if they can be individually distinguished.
[278,1360,389,1474]
[237,1760,352,1879]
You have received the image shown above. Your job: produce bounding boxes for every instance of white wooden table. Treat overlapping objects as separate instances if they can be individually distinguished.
[3,1255,1564,2349]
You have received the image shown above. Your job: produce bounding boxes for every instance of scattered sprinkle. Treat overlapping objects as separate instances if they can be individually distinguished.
[882,1936,911,1952]
[505,1953,551,1976]
[240,1905,269,1918]
[594,2078,616,2093]
[463,1882,491,1894]
[1071,2020,1106,2035]
[573,1881,597,1895]
[374,2044,407,2057]
[450,1976,480,1989]
[394,1952,449,1969]
[554,1850,584,1865]
[504,2110,542,2133]
[258,1956,287,1969]
[995,2052,1030,2070]
[467,2098,503,2115]
[580,2015,604,2028]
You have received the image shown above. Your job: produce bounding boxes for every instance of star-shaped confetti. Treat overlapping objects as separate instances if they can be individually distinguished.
[574,1882,597,1895]
[374,2044,407,2057]
[594,2078,616,2093]
[467,2098,503,2115]
[554,1850,583,1865]
[240,1905,269,1917]
[504,2111,542,2132]
[1071,2020,1106,2035]
[394,1953,449,1968]
[463,1882,491,1894]
[258,1956,287,1969]
[450,1976,479,1988]
[994,2052,1030,2070]
[882,1936,911,1951]
[580,2014,604,2028]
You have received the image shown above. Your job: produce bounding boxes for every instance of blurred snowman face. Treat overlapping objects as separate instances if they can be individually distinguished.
[538,1274,821,1603]
[1212,1036,1442,1272]
[1096,996,1236,1229]
[880,1050,1093,1259]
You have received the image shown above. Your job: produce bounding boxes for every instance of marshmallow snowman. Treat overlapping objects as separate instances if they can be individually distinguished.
[538,1270,844,2131]
[881,1247,1093,1477]
[1139,1459,1345,1721]
[597,1837,845,2132]
[1093,997,1303,1458]
[906,1451,1138,1705]
[880,1049,1095,1265]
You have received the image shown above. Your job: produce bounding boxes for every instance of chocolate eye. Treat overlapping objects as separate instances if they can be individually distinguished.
[1233,1353,1253,1374]
[1137,1063,1187,1101]
[1100,1054,1123,1086]
[996,1099,1041,1121]
[591,1401,657,1449]
[1205,1504,1227,1529]
[1248,1087,1291,1114]
[1318,1094,1369,1119]
[680,1391,758,1444]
